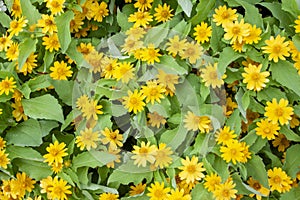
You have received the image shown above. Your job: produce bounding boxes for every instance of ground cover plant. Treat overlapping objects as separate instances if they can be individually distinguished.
[0,0,300,199]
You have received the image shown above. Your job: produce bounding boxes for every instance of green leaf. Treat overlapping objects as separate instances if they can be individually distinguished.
[18,38,37,70]
[292,35,300,51]
[259,2,294,34]
[55,11,74,53]
[117,9,132,31]
[5,119,43,147]
[232,173,251,195]
[22,94,64,123]
[226,109,241,135]
[6,145,44,161]
[280,186,300,200]
[43,50,55,71]
[72,150,116,170]
[282,0,300,18]
[51,80,74,106]
[170,20,191,37]
[271,61,300,97]
[283,144,300,178]
[242,91,250,111]
[257,87,287,102]
[245,155,269,188]
[144,23,169,47]
[160,125,188,151]
[66,39,84,66]
[0,12,11,28]
[14,158,52,180]
[236,0,263,28]
[39,120,59,137]
[191,183,213,199]
[210,22,225,54]
[218,47,244,75]
[25,75,52,93]
[190,0,216,25]
[177,0,193,17]
[20,0,41,25]
[213,155,230,181]
[281,126,300,142]
[154,55,187,75]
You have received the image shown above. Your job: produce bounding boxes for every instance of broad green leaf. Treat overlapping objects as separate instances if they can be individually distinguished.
[245,155,269,188]
[280,186,300,200]
[160,125,188,151]
[18,38,37,70]
[271,61,300,97]
[154,55,187,75]
[14,158,52,180]
[43,50,55,71]
[191,183,213,199]
[232,172,251,195]
[282,0,300,18]
[177,0,193,17]
[117,9,132,31]
[210,22,225,54]
[39,120,59,137]
[236,0,263,28]
[66,39,84,66]
[0,12,11,28]
[261,150,283,168]
[283,144,300,178]
[77,167,89,185]
[6,145,44,161]
[5,119,43,147]
[190,0,216,25]
[169,20,192,37]
[51,80,74,106]
[25,75,52,93]
[212,155,230,181]
[55,11,74,53]
[20,0,41,25]
[0,103,15,132]
[242,91,250,111]
[292,35,300,51]
[218,47,244,75]
[257,87,287,102]
[144,23,169,47]
[226,109,241,135]
[72,150,116,170]
[259,2,294,34]
[22,94,64,123]
[281,126,300,142]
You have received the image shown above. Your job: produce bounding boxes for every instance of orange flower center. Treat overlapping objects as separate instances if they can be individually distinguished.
[45,19,54,26]
[160,10,169,18]
[139,147,148,154]
[154,189,164,197]
[1,81,11,89]
[187,165,196,173]
[130,97,138,104]
[253,182,261,190]
[221,11,229,19]
[273,176,282,184]
[251,73,261,81]
[264,128,270,134]
[272,45,282,54]
[222,189,230,197]
[150,88,158,96]
[275,108,284,116]
[209,71,218,80]
[232,26,240,35]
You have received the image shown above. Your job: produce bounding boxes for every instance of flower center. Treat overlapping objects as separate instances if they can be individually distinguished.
[232,27,240,35]
[154,189,164,197]
[110,132,117,140]
[2,81,10,89]
[150,88,158,96]
[161,10,169,18]
[221,11,229,19]
[51,1,61,9]
[273,176,281,184]
[209,71,218,80]
[187,165,196,173]
[222,189,230,197]
[231,148,237,155]
[251,73,261,81]
[253,182,261,190]
[273,45,282,54]
[130,97,138,104]
[186,47,195,56]
[139,0,146,4]
[45,19,54,26]
[11,21,19,29]
[276,108,283,116]
[264,128,270,134]
[139,147,148,154]
[137,12,145,20]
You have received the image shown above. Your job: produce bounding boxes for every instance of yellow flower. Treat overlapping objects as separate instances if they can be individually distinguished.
[204,173,221,192]
[240,141,251,163]
[180,41,203,64]
[225,97,238,116]
[40,176,54,198]
[183,111,211,133]
[193,22,212,44]
[16,53,38,76]
[48,176,72,200]
[106,148,121,168]
[11,0,22,18]
[294,15,300,33]
[141,44,161,65]
[125,27,146,40]
[50,61,73,80]
[178,156,206,184]
[243,24,262,44]
[265,98,294,125]
[290,114,300,128]
[92,1,109,22]
[220,140,244,164]
[242,63,270,91]
[0,137,6,150]
[131,141,157,167]
[147,182,170,200]
[70,12,84,33]
[101,57,119,79]
[75,128,99,151]
[15,172,36,194]
[0,33,12,52]
[8,16,28,36]
[268,167,292,193]
[101,127,123,150]
[0,149,10,169]
[232,40,245,53]
[12,101,28,122]
[166,35,187,57]
[0,77,16,96]
[81,99,103,121]
[147,112,166,128]
[215,126,237,145]
[247,177,270,200]
[272,134,290,152]
[77,43,95,56]
[45,0,65,15]
[141,80,166,104]
[122,89,146,114]
[128,11,153,28]
[223,19,250,44]
[42,33,60,52]
[213,5,238,27]
[99,192,119,200]
[200,63,225,88]
[6,42,19,61]
[213,179,237,200]
[134,0,153,11]
[84,50,104,73]
[76,95,89,110]
[153,143,173,169]
[43,141,68,166]
[113,62,135,83]
[37,14,57,34]
[129,183,146,196]
[167,188,191,200]
[121,37,144,55]
[51,162,63,174]
[255,118,280,140]
[156,69,179,93]
[154,3,173,23]
[261,35,290,63]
